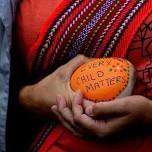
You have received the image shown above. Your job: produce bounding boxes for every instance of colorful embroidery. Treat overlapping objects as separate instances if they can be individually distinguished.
[30,0,150,80]
[103,0,146,57]
[34,0,82,71]
[66,0,114,59]
[90,0,130,57]
[28,1,152,151]
[127,13,152,97]
[50,0,96,64]
[30,121,56,152]
[59,0,104,59]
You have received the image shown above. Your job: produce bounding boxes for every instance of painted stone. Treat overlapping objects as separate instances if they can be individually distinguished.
[70,58,135,102]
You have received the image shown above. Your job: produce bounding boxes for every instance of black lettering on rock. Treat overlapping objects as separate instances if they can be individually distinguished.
[88,64,92,69]
[81,75,87,84]
[105,78,110,86]
[94,82,100,90]
[86,83,94,92]
[90,74,96,80]
[97,71,104,77]
[93,63,98,68]
[99,80,104,86]
[86,75,90,81]
[110,77,115,85]
[106,59,112,66]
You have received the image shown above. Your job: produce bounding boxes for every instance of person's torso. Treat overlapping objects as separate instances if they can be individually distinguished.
[16,0,152,99]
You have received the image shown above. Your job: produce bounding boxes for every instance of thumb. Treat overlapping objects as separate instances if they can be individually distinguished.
[64,54,91,77]
[91,99,128,118]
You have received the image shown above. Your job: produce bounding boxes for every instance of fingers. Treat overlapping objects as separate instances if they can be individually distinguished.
[82,99,95,111]
[53,91,133,138]
[72,95,105,137]
[88,98,129,118]
[57,95,74,125]
[102,116,130,136]
[72,91,96,132]
[52,93,87,137]
[74,105,130,137]
[72,93,132,137]
[85,116,130,138]
[51,105,81,136]
[72,90,84,117]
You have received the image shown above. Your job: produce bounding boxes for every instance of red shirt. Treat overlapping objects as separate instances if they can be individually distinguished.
[15,0,152,152]
[16,0,152,99]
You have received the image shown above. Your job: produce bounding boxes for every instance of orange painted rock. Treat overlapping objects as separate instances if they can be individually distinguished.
[70,58,135,102]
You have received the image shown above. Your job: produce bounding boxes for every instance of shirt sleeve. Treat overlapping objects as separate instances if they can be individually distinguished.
[0,0,19,151]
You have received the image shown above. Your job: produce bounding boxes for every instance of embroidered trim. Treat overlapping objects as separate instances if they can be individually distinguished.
[31,122,56,152]
[66,0,114,59]
[49,0,96,65]
[34,0,82,71]
[84,0,122,56]
[103,0,146,57]
[126,14,152,93]
[30,0,149,81]
[90,0,130,57]
[59,0,102,59]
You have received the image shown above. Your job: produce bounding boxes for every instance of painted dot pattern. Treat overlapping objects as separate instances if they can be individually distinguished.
[70,58,130,102]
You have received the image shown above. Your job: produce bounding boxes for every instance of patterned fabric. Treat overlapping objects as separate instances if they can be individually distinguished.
[23,0,152,151]
[127,13,152,97]
[27,0,151,80]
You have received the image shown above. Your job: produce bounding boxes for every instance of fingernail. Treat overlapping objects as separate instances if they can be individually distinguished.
[85,106,93,116]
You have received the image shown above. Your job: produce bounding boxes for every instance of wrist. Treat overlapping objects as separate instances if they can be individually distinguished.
[18,84,37,110]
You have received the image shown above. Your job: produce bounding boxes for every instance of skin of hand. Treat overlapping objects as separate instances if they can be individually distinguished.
[51,91,94,136]
[75,94,152,137]
[53,91,152,138]
[18,55,91,117]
